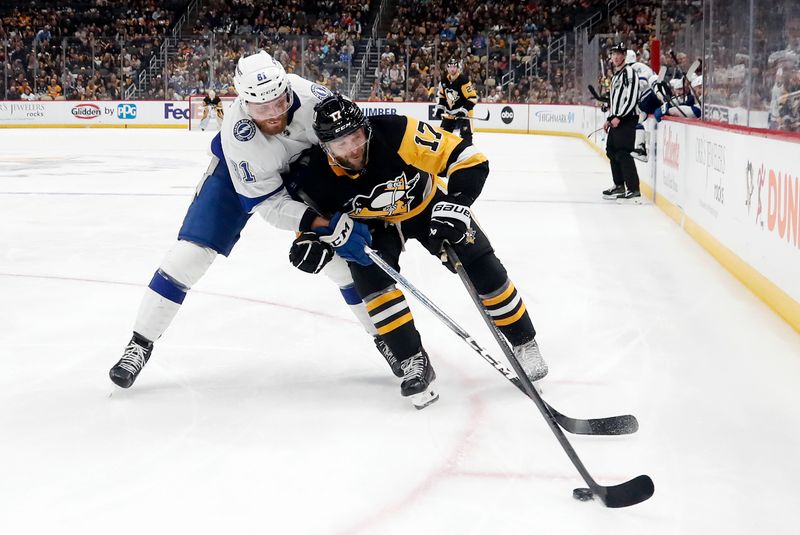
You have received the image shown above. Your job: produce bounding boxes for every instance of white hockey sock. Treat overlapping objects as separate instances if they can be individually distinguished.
[634,127,646,147]
[344,290,378,336]
[133,240,216,342]
[323,255,377,335]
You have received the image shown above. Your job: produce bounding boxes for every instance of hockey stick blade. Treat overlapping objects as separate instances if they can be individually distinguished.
[443,245,654,507]
[365,246,637,436]
[509,377,638,435]
[592,474,655,508]
[587,84,609,103]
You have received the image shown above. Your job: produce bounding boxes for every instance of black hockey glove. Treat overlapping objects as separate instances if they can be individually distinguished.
[289,232,334,274]
[429,197,473,253]
[433,105,444,120]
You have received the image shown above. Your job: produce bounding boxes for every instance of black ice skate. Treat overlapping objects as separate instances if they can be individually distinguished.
[374,335,403,377]
[399,349,438,410]
[631,144,649,162]
[109,332,154,388]
[512,338,549,382]
[602,184,625,200]
[616,189,642,204]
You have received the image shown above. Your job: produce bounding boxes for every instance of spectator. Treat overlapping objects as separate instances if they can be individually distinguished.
[47,77,62,100]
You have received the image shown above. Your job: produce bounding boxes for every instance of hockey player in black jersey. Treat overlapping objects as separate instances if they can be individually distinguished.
[435,58,478,143]
[285,94,548,409]
[200,89,224,131]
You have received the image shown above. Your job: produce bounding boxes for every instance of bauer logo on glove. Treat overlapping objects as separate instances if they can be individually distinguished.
[429,199,474,250]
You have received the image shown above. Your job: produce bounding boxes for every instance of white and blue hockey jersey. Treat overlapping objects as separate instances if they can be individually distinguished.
[210,74,332,231]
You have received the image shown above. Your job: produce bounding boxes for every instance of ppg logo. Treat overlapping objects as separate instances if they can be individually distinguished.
[117,103,137,119]
[500,106,514,124]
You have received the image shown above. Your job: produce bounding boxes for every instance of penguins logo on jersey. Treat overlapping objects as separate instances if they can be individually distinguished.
[445,88,460,107]
[348,171,424,218]
[233,119,256,142]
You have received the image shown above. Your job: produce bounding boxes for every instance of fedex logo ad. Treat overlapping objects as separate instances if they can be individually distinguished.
[164,103,190,120]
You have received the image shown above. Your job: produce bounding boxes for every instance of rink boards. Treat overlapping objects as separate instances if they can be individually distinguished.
[1,98,797,331]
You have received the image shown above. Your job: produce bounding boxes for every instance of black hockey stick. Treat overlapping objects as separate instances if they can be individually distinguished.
[442,244,654,507]
[588,84,609,103]
[363,246,638,436]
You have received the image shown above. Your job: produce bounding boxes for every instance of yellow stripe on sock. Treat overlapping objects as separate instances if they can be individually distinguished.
[367,289,403,312]
[494,303,527,327]
[482,282,515,307]
[376,312,414,335]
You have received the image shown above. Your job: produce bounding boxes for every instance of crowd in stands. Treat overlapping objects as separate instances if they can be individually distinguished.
[2,0,798,131]
[0,0,187,101]
[367,0,610,104]
[137,0,373,99]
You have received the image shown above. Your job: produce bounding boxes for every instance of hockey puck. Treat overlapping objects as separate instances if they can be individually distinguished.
[572,488,594,501]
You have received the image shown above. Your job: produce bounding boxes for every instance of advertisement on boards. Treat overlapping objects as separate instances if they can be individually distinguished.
[656,120,686,208]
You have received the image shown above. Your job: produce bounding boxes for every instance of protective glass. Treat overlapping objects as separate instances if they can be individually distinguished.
[322,127,369,157]
[245,91,292,120]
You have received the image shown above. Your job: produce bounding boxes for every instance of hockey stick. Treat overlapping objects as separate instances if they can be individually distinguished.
[587,84,609,103]
[668,50,702,104]
[587,126,605,137]
[363,246,639,436]
[468,112,492,121]
[442,244,654,508]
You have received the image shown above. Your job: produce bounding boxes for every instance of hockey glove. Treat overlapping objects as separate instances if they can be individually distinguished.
[447,107,469,118]
[429,197,473,253]
[654,103,668,122]
[289,232,334,274]
[433,105,444,120]
[315,212,373,266]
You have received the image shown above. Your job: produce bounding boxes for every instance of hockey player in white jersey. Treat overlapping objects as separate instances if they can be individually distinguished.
[654,77,702,122]
[109,51,396,390]
[626,49,662,162]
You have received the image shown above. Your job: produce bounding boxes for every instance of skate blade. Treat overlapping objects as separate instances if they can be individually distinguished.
[410,383,439,410]
[616,197,643,205]
[602,194,622,200]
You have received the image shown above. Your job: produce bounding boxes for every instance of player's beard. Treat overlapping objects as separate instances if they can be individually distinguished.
[255,114,288,136]
[335,146,367,171]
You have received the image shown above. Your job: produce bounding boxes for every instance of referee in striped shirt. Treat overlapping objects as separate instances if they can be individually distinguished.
[602,42,641,202]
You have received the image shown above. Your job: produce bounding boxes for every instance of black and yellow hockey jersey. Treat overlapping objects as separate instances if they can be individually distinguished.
[202,94,224,120]
[284,114,489,224]
[436,73,478,119]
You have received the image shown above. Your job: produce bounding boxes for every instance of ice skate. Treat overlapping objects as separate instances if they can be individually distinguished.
[513,338,548,382]
[400,349,438,409]
[616,190,642,204]
[109,333,154,389]
[602,184,625,200]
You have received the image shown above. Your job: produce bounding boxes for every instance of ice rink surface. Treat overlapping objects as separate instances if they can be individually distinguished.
[1,128,799,534]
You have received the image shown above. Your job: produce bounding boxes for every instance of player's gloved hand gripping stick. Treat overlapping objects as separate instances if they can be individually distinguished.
[315,212,373,266]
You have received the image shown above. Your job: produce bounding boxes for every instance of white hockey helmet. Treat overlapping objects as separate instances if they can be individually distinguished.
[234,50,291,104]
[691,75,703,88]
[626,50,637,64]
[207,89,216,99]
[669,78,684,90]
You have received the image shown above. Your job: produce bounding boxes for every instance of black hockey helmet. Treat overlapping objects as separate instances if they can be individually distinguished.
[313,93,370,143]
[447,57,462,69]
[609,42,627,54]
